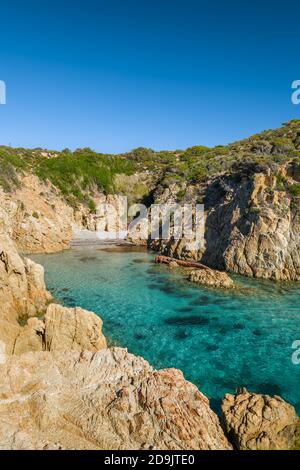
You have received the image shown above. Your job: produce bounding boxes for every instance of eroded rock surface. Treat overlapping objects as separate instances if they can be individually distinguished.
[222,389,298,450]
[0,233,51,353]
[150,169,300,281]
[189,269,234,289]
[0,347,232,450]
[44,304,107,352]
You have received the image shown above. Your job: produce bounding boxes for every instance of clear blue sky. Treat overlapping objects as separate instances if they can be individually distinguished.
[0,0,299,153]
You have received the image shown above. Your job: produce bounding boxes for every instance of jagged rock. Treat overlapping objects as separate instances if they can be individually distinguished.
[222,390,298,450]
[151,170,300,281]
[0,176,74,253]
[0,234,107,356]
[13,318,45,355]
[44,304,107,352]
[0,347,232,450]
[189,269,234,289]
[0,233,51,353]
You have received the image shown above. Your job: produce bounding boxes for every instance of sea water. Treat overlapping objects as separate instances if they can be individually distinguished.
[32,248,300,414]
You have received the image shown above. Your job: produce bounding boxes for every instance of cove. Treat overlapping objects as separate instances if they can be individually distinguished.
[32,248,300,414]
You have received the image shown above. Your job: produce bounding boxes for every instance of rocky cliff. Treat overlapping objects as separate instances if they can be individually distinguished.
[0,233,51,353]
[151,167,300,281]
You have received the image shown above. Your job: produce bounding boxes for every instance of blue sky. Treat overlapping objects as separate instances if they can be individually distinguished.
[0,0,299,152]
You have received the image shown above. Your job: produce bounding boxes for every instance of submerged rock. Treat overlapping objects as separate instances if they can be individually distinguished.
[189,269,234,289]
[222,389,298,450]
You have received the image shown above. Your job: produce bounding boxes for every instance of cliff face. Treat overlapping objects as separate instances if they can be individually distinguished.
[150,167,300,281]
[0,175,133,253]
[0,233,51,353]
[0,175,74,253]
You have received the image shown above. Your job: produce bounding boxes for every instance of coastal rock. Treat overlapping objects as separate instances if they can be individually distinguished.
[222,390,298,450]
[0,347,232,450]
[189,269,234,289]
[151,169,300,281]
[0,233,51,353]
[0,175,74,253]
[169,260,179,268]
[44,304,107,352]
[13,318,45,355]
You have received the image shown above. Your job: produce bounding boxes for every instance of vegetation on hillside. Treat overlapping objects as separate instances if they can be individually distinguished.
[0,119,299,208]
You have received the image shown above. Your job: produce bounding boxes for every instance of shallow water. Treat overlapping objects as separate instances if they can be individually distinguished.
[32,248,300,414]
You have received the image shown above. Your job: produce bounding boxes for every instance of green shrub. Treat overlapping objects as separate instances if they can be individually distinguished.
[289,183,300,197]
[88,199,97,213]
[36,152,135,205]
[184,145,210,156]
[276,173,287,191]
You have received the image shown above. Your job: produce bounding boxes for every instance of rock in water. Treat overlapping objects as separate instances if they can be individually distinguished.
[222,390,298,450]
[0,348,232,450]
[189,269,234,289]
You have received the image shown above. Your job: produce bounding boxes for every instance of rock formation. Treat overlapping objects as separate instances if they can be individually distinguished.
[0,233,51,354]
[0,346,232,450]
[0,176,74,253]
[189,268,234,289]
[44,304,107,352]
[222,389,298,450]
[150,169,300,281]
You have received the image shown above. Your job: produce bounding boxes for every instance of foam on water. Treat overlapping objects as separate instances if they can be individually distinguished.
[32,248,300,414]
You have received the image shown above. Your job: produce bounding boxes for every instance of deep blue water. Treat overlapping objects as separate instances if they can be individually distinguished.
[32,248,300,414]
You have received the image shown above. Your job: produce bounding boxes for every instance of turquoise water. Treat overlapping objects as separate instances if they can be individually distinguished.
[32,248,300,414]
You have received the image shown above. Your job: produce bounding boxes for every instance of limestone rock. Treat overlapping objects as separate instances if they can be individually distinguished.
[222,390,298,450]
[189,269,234,289]
[44,304,107,352]
[0,348,232,450]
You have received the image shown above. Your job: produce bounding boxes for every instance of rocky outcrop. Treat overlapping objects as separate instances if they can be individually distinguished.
[0,233,51,353]
[0,175,74,253]
[44,304,107,352]
[150,168,300,281]
[222,389,298,450]
[0,346,232,450]
[189,269,234,289]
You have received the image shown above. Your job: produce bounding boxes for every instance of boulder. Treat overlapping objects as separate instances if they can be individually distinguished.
[189,269,234,289]
[44,304,107,352]
[222,389,298,450]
